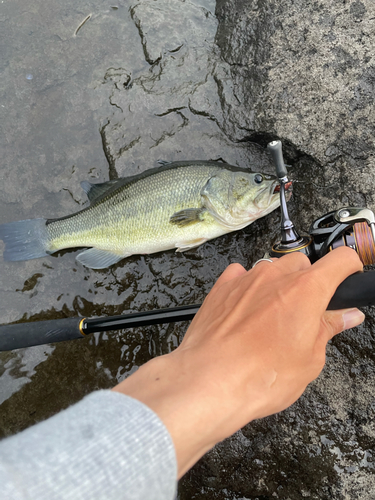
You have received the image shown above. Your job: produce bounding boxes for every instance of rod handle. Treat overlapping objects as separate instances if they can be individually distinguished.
[267,140,288,179]
[328,272,375,310]
[0,317,85,351]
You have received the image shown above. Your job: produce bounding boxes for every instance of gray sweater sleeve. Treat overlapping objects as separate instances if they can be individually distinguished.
[0,391,177,500]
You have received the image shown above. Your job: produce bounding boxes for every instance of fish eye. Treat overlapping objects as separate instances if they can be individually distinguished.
[254,174,264,184]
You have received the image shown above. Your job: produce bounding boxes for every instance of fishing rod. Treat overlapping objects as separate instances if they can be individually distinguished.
[1,140,375,351]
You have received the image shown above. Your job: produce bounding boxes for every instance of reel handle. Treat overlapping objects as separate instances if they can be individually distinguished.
[267,140,310,256]
[267,140,288,179]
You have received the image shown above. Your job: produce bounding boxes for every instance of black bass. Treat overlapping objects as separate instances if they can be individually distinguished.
[0,161,288,269]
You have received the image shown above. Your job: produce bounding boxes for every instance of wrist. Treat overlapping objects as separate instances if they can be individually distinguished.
[112,352,228,477]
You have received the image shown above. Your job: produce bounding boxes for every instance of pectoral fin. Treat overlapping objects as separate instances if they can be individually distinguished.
[170,208,206,227]
[76,248,129,269]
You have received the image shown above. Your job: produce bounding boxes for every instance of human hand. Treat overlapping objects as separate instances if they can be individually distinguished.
[114,247,365,477]
[175,246,364,423]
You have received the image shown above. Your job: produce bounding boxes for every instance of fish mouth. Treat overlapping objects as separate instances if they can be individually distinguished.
[273,181,293,193]
[254,180,292,211]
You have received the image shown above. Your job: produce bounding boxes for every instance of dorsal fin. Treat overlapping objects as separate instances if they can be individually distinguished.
[80,179,120,202]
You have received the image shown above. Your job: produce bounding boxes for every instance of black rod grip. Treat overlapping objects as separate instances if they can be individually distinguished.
[267,140,288,178]
[0,317,85,351]
[328,272,375,310]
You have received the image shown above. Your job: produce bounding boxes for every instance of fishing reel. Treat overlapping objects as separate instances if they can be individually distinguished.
[267,140,375,266]
[266,140,375,311]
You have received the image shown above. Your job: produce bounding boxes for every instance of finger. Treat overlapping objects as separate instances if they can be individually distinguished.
[251,251,311,277]
[323,307,365,341]
[213,263,247,289]
[309,247,363,299]
[272,251,312,273]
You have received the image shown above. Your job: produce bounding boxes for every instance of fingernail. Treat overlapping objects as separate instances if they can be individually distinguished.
[342,308,365,330]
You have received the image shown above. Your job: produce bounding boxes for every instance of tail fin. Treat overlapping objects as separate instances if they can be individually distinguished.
[0,218,50,262]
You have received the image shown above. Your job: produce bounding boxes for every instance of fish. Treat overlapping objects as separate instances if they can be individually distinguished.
[0,160,289,269]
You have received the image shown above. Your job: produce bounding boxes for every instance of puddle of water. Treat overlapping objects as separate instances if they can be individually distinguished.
[0,345,54,405]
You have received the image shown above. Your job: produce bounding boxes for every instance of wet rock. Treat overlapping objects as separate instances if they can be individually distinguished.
[1,0,375,498]
[99,0,276,177]
[130,0,216,64]
[216,0,375,162]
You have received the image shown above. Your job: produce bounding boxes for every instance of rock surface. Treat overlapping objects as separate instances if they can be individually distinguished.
[0,0,375,499]
[179,0,375,498]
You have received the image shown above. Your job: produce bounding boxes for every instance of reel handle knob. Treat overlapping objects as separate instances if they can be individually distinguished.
[267,140,288,179]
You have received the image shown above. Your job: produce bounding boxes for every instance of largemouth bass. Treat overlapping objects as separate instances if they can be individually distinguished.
[0,161,288,269]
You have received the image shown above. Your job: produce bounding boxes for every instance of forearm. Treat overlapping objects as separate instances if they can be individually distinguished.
[112,346,274,478]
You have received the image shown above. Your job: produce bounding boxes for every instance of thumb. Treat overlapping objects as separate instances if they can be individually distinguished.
[323,308,365,340]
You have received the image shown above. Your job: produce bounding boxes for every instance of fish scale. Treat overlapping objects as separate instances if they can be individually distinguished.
[46,165,217,252]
